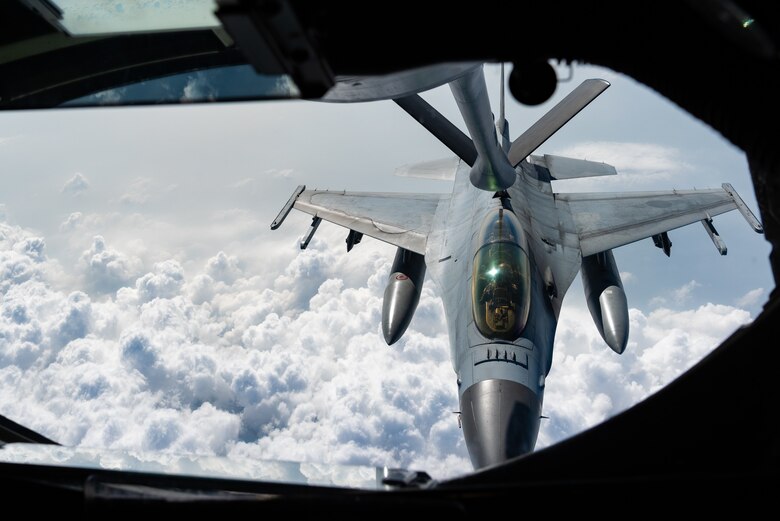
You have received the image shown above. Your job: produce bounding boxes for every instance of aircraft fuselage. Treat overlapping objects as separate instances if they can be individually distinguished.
[426,160,563,468]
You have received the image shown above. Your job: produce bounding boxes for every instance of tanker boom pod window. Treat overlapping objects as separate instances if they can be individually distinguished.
[471,209,531,340]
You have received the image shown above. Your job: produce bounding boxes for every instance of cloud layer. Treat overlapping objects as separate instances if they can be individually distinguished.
[549,142,693,192]
[62,173,90,195]
[0,221,757,479]
[1,222,467,477]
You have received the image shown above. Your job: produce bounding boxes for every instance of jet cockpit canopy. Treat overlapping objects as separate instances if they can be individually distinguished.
[471,208,531,340]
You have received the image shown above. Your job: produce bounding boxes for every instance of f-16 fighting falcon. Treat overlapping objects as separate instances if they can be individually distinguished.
[271,64,763,469]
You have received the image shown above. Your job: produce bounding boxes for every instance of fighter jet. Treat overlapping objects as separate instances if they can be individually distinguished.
[271,64,763,469]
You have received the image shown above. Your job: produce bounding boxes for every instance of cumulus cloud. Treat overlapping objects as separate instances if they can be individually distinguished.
[736,287,765,308]
[79,235,142,294]
[135,260,185,302]
[267,168,294,179]
[181,74,217,102]
[90,87,126,105]
[229,169,294,192]
[557,142,690,177]
[60,212,83,231]
[0,221,758,480]
[119,177,153,205]
[15,236,46,262]
[119,177,177,206]
[549,142,694,192]
[671,279,700,303]
[539,301,752,448]
[62,173,90,195]
[650,279,700,307]
[1,223,47,292]
[0,223,464,477]
[187,274,216,305]
[205,251,243,284]
[229,178,255,190]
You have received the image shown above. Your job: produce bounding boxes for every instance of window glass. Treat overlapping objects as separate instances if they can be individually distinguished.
[471,209,531,339]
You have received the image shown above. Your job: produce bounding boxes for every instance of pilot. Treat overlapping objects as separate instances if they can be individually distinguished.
[480,281,496,303]
[481,265,518,301]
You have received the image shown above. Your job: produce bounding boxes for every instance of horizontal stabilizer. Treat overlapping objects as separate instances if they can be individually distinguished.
[394,156,460,181]
[529,154,617,180]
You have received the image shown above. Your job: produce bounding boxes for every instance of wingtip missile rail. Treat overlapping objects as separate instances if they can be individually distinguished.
[271,184,306,230]
[722,183,763,233]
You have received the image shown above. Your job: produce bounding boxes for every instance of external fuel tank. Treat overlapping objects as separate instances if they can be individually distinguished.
[580,249,629,354]
[381,248,426,345]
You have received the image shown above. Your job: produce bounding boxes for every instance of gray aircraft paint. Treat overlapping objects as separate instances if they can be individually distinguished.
[273,64,762,469]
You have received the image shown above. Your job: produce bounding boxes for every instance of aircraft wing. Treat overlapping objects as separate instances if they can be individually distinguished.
[556,184,762,257]
[274,188,447,254]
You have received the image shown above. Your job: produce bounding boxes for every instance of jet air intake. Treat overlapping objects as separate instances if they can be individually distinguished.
[382,248,426,345]
[581,250,629,354]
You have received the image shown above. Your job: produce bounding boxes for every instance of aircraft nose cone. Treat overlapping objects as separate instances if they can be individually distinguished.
[459,379,541,469]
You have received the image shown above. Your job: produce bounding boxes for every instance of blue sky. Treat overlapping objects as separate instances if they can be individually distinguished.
[0,63,772,479]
